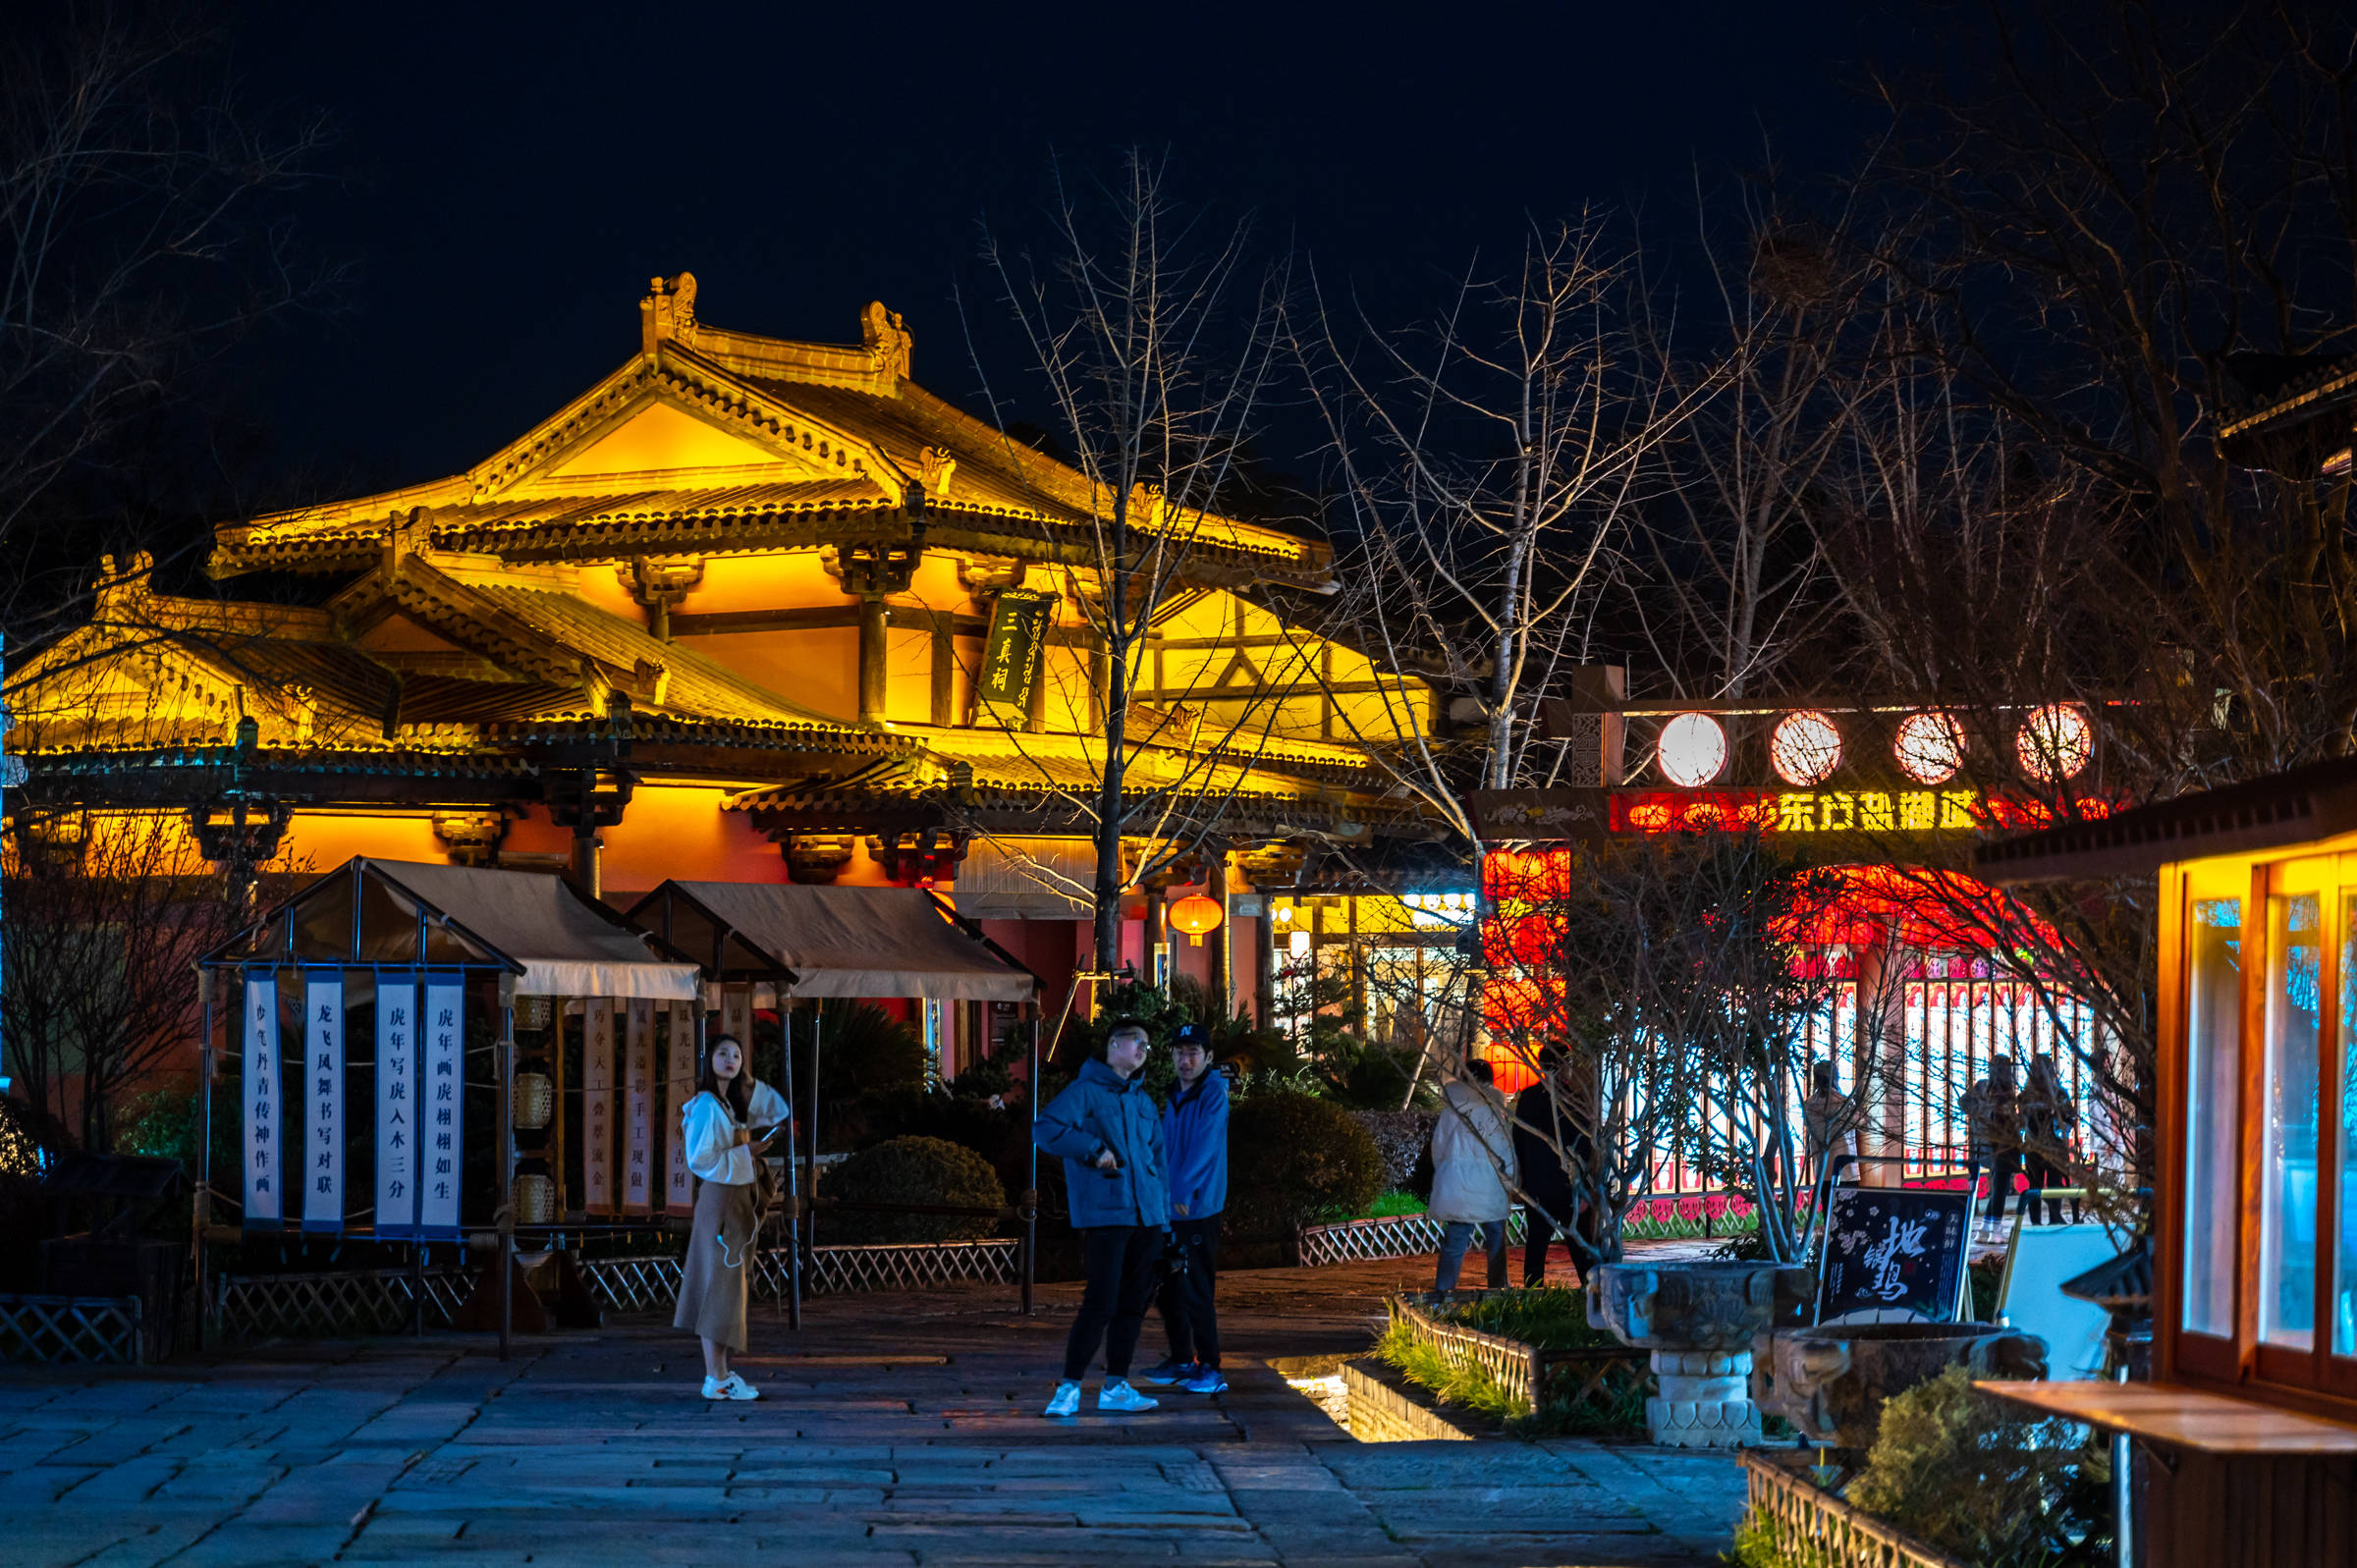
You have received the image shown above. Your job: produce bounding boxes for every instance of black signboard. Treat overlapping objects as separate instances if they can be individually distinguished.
[1815,1186,1974,1324]
[978,589,1057,723]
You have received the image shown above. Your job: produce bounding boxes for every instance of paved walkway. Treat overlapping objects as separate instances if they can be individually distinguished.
[0,1251,1747,1567]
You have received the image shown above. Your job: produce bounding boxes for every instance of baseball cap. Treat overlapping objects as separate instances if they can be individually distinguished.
[1173,1022,1209,1049]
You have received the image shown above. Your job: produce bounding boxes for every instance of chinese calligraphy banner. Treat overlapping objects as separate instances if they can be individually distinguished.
[1815,1186,1972,1325]
[303,974,345,1233]
[583,1000,615,1215]
[623,997,654,1216]
[376,973,418,1238]
[244,974,281,1226]
[418,977,465,1239]
[976,588,1056,726]
[664,1000,695,1217]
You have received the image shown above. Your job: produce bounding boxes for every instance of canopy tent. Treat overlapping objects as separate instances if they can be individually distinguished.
[626,881,1037,1001]
[205,857,701,998]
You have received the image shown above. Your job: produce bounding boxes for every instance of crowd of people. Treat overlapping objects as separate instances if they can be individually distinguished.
[658,1018,2086,1408]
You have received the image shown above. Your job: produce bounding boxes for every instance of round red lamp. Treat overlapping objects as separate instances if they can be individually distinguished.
[1168,894,1225,946]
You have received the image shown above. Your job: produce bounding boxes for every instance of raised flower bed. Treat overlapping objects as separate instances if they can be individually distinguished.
[1385,1289,1650,1426]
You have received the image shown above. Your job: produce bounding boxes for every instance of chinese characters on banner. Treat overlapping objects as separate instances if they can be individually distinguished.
[418,979,465,1238]
[719,985,752,1054]
[665,1000,695,1216]
[976,588,1056,726]
[376,975,417,1238]
[1815,1187,1973,1324]
[583,1000,615,1215]
[303,975,345,1232]
[244,975,281,1225]
[623,998,654,1216]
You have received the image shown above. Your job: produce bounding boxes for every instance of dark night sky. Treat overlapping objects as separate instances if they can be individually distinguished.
[220,2,1918,501]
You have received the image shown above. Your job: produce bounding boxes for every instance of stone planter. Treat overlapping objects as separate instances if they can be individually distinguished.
[1588,1260,1812,1448]
[1771,1320,2048,1449]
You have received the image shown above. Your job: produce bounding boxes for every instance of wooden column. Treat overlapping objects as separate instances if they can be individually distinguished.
[930,620,955,727]
[858,598,889,724]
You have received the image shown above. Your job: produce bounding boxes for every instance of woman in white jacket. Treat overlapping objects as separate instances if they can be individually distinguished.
[1430,1060,1518,1295]
[675,1033,787,1400]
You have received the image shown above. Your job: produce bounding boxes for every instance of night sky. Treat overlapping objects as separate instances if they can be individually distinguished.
[222,2,1918,503]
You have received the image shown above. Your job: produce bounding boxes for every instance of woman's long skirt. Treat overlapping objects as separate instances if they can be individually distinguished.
[673,1178,756,1351]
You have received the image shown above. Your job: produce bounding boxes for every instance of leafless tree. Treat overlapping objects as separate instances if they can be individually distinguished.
[962,152,1296,975]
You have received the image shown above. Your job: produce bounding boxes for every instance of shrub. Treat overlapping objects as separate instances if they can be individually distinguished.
[819,1135,1006,1245]
[1846,1364,2111,1567]
[1227,1090,1383,1237]
[1350,1108,1436,1193]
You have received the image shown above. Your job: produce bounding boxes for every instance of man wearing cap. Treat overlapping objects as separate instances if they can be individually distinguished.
[1141,1022,1229,1394]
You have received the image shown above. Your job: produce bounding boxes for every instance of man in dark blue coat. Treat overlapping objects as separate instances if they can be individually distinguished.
[1141,1022,1228,1394]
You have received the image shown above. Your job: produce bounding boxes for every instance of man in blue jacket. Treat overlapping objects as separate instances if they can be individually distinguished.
[1031,1019,1170,1417]
[1142,1022,1229,1394]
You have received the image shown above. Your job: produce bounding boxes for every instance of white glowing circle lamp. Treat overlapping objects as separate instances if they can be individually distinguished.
[1287,928,1313,958]
[1892,710,1967,785]
[1656,712,1728,787]
[1769,710,1843,785]
[2016,704,2095,782]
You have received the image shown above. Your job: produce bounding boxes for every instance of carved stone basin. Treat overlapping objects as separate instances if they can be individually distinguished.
[1587,1261,1814,1447]
[1772,1320,2049,1449]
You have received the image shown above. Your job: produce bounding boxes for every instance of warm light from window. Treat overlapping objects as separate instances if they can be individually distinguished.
[2016,704,2094,782]
[1656,712,1727,787]
[1287,928,1312,958]
[1769,711,1842,785]
[1893,711,1966,785]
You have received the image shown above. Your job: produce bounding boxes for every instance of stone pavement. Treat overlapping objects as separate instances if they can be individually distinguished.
[0,1250,1747,1567]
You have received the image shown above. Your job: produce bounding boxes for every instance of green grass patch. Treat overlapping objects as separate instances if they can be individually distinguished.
[1366,1188,1427,1217]
[1439,1286,1621,1351]
[1373,1319,1524,1426]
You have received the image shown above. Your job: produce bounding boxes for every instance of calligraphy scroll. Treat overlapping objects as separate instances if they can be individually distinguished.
[623,998,654,1216]
[244,974,281,1225]
[664,1000,696,1216]
[375,975,417,1237]
[303,974,345,1233]
[418,978,465,1239]
[976,588,1056,727]
[583,1000,616,1215]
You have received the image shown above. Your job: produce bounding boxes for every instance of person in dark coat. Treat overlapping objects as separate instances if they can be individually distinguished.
[1510,1044,1586,1286]
[1141,1022,1229,1394]
[1961,1054,2024,1231]
[1031,1019,1170,1418]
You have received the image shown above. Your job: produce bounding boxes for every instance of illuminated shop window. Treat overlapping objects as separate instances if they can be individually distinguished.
[2184,896,2241,1338]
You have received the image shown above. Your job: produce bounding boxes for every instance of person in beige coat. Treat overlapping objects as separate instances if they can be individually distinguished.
[1430,1060,1518,1295]
[675,1033,787,1401]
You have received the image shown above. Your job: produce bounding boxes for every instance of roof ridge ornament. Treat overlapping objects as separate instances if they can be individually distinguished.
[641,272,700,353]
[91,552,156,622]
[862,300,911,382]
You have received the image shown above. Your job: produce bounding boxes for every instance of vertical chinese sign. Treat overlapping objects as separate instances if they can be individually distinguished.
[624,998,654,1216]
[244,974,281,1225]
[976,588,1056,728]
[665,1000,695,1217]
[303,973,345,1232]
[418,977,465,1238]
[376,975,417,1237]
[583,1000,615,1214]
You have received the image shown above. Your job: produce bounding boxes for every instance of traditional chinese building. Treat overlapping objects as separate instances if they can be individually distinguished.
[13,275,1440,1061]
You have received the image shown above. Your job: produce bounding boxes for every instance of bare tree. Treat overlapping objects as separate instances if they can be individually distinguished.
[963,152,1299,976]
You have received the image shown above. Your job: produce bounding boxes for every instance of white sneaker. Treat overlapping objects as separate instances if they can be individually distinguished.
[703,1373,760,1401]
[1097,1379,1159,1413]
[1043,1379,1082,1417]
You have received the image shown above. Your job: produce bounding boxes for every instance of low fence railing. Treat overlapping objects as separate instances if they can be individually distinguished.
[1385,1291,1648,1418]
[577,1238,1019,1314]
[215,1267,472,1340]
[1740,1450,1971,1568]
[1300,1193,1759,1267]
[0,1294,145,1365]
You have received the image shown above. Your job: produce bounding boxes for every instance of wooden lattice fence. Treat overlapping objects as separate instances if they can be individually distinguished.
[1739,1450,1973,1568]
[1385,1292,1650,1418]
[0,1294,144,1365]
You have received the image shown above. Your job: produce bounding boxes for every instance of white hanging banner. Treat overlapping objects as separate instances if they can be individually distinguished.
[419,977,466,1239]
[624,999,655,1215]
[583,1000,616,1215]
[664,1000,696,1217]
[376,974,418,1238]
[303,974,346,1232]
[243,973,282,1226]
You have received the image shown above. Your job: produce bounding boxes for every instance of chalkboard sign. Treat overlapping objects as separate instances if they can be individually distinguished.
[1815,1187,1974,1325]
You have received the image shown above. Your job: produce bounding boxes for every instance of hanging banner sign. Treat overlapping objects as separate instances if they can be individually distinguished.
[624,998,654,1216]
[376,974,418,1238]
[719,985,752,1051]
[244,974,282,1226]
[977,588,1057,725]
[418,977,465,1239]
[583,1000,616,1215]
[665,1000,696,1216]
[1816,1186,1974,1325]
[303,974,346,1233]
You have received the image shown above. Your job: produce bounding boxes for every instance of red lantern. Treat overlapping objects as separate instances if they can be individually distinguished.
[1167,894,1224,946]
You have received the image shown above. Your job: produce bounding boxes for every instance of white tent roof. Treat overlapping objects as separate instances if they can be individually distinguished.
[646,882,1036,1002]
[369,861,702,1000]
